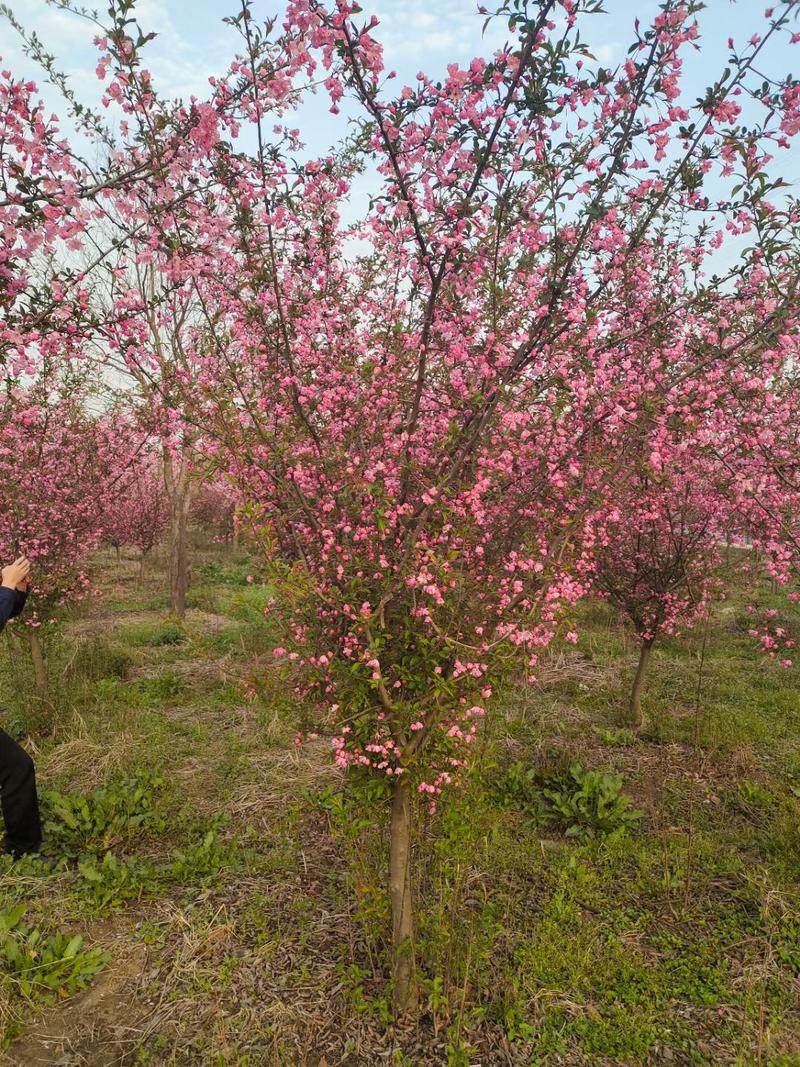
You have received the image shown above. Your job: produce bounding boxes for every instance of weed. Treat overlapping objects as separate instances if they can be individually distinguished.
[64,637,134,683]
[303,778,389,840]
[737,779,774,817]
[117,621,185,647]
[135,670,187,702]
[42,770,165,856]
[337,961,392,1023]
[0,905,108,1003]
[490,759,641,840]
[76,851,157,911]
[490,760,546,818]
[593,725,638,746]
[775,925,800,976]
[197,560,257,586]
[149,624,185,647]
[542,763,642,839]
[445,1030,477,1067]
[225,584,278,627]
[168,829,237,885]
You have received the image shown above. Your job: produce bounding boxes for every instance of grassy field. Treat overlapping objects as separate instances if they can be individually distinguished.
[0,544,798,1066]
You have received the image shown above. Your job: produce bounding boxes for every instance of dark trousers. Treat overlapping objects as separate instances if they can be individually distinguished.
[0,728,42,856]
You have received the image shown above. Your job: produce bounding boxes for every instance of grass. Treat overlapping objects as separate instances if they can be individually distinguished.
[0,543,797,1064]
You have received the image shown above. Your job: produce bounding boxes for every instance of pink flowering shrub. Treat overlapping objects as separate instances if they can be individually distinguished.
[746,604,797,669]
[190,480,238,546]
[0,388,107,622]
[100,445,169,567]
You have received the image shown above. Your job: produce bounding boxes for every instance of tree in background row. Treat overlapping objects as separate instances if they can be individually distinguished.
[0,383,111,696]
[99,436,170,579]
[190,479,240,549]
[578,270,798,728]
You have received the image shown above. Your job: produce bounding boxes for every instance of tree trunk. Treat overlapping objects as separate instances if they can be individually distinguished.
[628,639,653,729]
[115,544,121,565]
[163,449,192,619]
[389,774,417,1017]
[29,631,49,699]
[139,551,147,583]
[170,493,190,617]
[232,524,239,556]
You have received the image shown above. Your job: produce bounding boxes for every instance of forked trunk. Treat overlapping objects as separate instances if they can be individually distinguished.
[29,631,48,699]
[389,774,417,1016]
[628,638,653,729]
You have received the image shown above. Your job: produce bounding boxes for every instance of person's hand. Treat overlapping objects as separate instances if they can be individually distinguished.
[1,557,31,591]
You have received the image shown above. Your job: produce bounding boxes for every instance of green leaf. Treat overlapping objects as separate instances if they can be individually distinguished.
[63,936,83,960]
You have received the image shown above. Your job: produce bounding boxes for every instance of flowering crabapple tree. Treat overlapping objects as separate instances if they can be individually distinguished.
[577,266,800,728]
[584,456,729,729]
[712,330,800,669]
[0,65,97,377]
[721,335,800,586]
[0,15,198,381]
[0,385,109,696]
[0,4,238,623]
[745,603,798,669]
[100,445,170,578]
[190,479,239,549]
[13,0,800,1013]
[92,261,203,618]
[190,2,800,1009]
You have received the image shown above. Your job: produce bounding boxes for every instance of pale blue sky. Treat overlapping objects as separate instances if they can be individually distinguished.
[2,0,798,236]
[3,2,797,143]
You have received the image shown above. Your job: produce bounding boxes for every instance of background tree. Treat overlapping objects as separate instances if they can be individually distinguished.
[96,264,204,618]
[100,445,170,579]
[190,479,239,549]
[0,384,109,696]
[584,459,729,729]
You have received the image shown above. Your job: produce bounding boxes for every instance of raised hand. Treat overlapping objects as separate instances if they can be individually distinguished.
[1,557,31,591]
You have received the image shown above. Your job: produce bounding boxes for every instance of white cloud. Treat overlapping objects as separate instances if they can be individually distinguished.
[592,42,621,66]
[0,0,230,107]
[35,6,94,47]
[368,0,489,62]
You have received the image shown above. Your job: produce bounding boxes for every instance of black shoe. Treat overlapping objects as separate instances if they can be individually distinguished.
[2,841,42,859]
